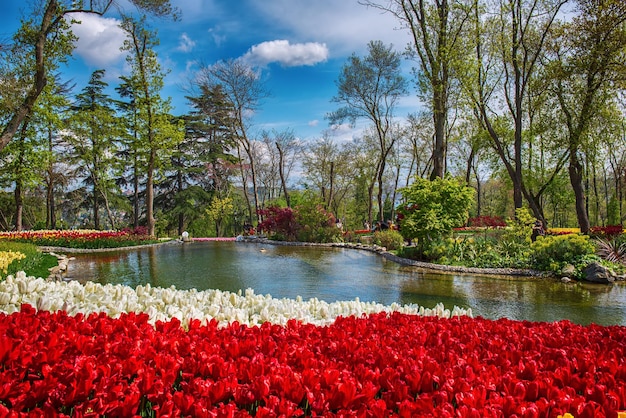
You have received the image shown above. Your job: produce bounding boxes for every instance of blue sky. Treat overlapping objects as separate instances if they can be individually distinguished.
[0,0,419,141]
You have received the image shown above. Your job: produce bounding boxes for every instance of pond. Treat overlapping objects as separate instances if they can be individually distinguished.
[66,241,626,326]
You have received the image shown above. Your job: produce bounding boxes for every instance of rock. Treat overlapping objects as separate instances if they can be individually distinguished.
[560,277,572,283]
[583,262,616,284]
[561,264,576,277]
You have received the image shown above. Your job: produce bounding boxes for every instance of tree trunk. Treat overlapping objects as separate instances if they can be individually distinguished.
[93,184,100,230]
[569,153,590,234]
[276,142,290,208]
[14,181,23,232]
[177,166,184,236]
[328,161,335,211]
[47,179,56,229]
[430,91,447,180]
[100,187,116,230]
[0,1,58,152]
[133,157,140,229]
[147,150,156,237]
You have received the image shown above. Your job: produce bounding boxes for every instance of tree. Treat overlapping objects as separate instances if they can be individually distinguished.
[462,0,567,219]
[198,59,269,224]
[160,84,238,236]
[397,176,475,255]
[328,40,408,222]
[38,76,72,229]
[65,69,121,229]
[0,115,47,231]
[120,16,184,237]
[115,76,144,229]
[361,0,471,179]
[544,0,626,233]
[259,129,300,208]
[0,0,179,153]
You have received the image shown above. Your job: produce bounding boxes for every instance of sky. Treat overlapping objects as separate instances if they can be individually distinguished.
[0,0,421,142]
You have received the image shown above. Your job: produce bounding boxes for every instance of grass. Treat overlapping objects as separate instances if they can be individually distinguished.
[0,241,58,279]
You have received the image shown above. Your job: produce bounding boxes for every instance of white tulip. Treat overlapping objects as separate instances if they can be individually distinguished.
[0,272,472,328]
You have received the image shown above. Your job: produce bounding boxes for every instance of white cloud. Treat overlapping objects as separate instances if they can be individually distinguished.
[67,12,126,67]
[250,1,411,56]
[241,40,328,67]
[308,119,319,127]
[177,33,196,52]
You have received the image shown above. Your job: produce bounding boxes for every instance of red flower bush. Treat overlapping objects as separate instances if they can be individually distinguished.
[1,305,625,417]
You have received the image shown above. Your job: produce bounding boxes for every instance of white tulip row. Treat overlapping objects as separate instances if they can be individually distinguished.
[0,271,472,328]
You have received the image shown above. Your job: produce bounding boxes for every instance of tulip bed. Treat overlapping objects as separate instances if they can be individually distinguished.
[0,229,158,249]
[1,286,626,416]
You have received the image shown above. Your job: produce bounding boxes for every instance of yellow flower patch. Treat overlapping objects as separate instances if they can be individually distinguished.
[0,250,26,274]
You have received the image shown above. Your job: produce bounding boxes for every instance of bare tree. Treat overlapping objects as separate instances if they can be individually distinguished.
[199,59,269,223]
[328,40,408,222]
[361,0,471,179]
[461,0,567,220]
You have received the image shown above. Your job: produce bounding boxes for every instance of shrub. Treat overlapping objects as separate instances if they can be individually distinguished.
[257,203,342,243]
[372,230,404,251]
[397,176,474,256]
[257,207,298,241]
[595,237,626,266]
[530,234,596,273]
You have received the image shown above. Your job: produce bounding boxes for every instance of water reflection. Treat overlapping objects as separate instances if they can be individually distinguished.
[66,241,626,326]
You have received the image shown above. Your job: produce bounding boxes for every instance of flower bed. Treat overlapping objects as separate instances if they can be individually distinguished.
[0,228,157,249]
[1,275,626,417]
[1,303,625,417]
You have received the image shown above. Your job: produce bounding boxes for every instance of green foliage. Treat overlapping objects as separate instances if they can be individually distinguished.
[0,241,57,279]
[372,230,404,251]
[397,176,474,255]
[503,207,536,244]
[422,232,531,269]
[258,196,342,243]
[295,200,342,243]
[595,236,626,266]
[530,234,596,273]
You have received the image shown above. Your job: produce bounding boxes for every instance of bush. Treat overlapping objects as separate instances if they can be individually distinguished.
[257,203,342,243]
[257,207,298,241]
[397,176,474,256]
[372,230,404,251]
[530,234,596,273]
[595,236,626,266]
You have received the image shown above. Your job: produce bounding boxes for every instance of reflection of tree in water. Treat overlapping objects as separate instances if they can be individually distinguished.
[399,271,626,325]
[66,243,626,326]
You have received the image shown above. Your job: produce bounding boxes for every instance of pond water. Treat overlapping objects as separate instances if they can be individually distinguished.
[66,241,626,326]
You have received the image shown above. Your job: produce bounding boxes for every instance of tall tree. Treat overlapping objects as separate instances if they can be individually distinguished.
[116,76,144,229]
[361,0,471,179]
[544,0,626,233]
[65,69,120,229]
[462,0,567,218]
[199,59,269,223]
[274,129,300,208]
[0,114,47,231]
[0,0,179,152]
[38,76,72,229]
[328,40,408,222]
[160,84,238,235]
[120,16,183,237]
